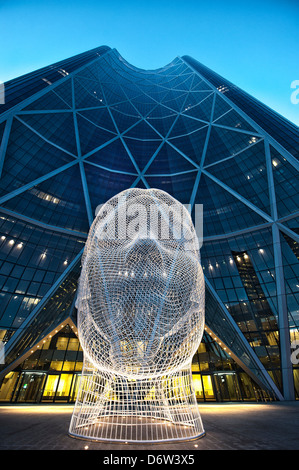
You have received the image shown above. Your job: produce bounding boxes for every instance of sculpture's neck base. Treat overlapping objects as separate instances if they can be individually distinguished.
[69,363,205,443]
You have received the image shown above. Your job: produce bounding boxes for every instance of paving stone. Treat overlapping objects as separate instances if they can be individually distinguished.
[0,402,298,451]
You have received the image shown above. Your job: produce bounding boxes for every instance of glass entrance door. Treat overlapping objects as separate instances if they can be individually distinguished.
[192,374,216,401]
[16,372,46,402]
[214,373,241,401]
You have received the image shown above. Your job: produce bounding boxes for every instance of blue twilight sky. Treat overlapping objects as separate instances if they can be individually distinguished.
[0,0,298,125]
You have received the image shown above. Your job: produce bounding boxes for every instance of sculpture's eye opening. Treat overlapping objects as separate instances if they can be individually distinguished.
[70,188,205,443]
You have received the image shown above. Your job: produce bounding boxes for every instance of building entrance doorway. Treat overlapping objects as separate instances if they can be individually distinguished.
[16,372,46,403]
[193,372,243,402]
[214,372,241,401]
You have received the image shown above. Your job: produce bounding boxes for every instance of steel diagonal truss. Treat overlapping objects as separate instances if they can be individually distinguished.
[0,47,298,401]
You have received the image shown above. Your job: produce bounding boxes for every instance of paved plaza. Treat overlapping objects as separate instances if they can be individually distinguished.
[0,401,298,451]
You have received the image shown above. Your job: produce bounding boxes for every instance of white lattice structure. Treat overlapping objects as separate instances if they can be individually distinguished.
[69,188,205,443]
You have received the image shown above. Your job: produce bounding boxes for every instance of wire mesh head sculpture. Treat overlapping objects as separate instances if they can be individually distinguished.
[69,188,205,443]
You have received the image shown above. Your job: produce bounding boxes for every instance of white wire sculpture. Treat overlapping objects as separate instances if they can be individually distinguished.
[69,188,205,443]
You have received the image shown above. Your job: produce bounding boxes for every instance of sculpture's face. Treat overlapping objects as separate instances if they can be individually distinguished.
[77,189,205,377]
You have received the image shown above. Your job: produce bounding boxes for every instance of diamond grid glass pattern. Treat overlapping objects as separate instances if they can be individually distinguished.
[0,46,297,402]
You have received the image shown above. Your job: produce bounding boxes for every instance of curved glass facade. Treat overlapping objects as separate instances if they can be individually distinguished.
[0,46,298,403]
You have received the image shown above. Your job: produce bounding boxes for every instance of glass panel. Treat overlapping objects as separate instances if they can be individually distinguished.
[183,92,214,122]
[78,108,117,133]
[55,373,73,402]
[42,374,59,402]
[214,108,256,133]
[70,374,80,402]
[280,232,299,329]
[146,114,177,137]
[212,94,232,121]
[168,126,208,165]
[124,119,161,140]
[2,163,90,233]
[74,77,105,109]
[202,375,215,401]
[19,112,77,155]
[239,372,258,401]
[123,137,163,172]
[192,374,203,400]
[294,368,299,400]
[0,119,73,197]
[271,145,299,218]
[49,360,63,371]
[75,361,83,371]
[67,338,80,351]
[84,162,137,215]
[145,142,197,174]
[168,114,207,138]
[62,361,76,371]
[86,138,138,173]
[0,121,6,147]
[101,83,129,106]
[23,90,72,111]
[0,371,19,401]
[56,337,69,350]
[77,113,115,155]
[52,80,73,107]
[145,172,197,205]
[194,173,266,237]
[205,140,271,215]
[205,125,262,166]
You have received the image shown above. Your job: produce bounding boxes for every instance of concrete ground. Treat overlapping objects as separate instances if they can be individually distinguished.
[0,401,298,451]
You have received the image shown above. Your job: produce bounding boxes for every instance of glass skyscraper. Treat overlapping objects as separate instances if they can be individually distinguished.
[0,46,298,404]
